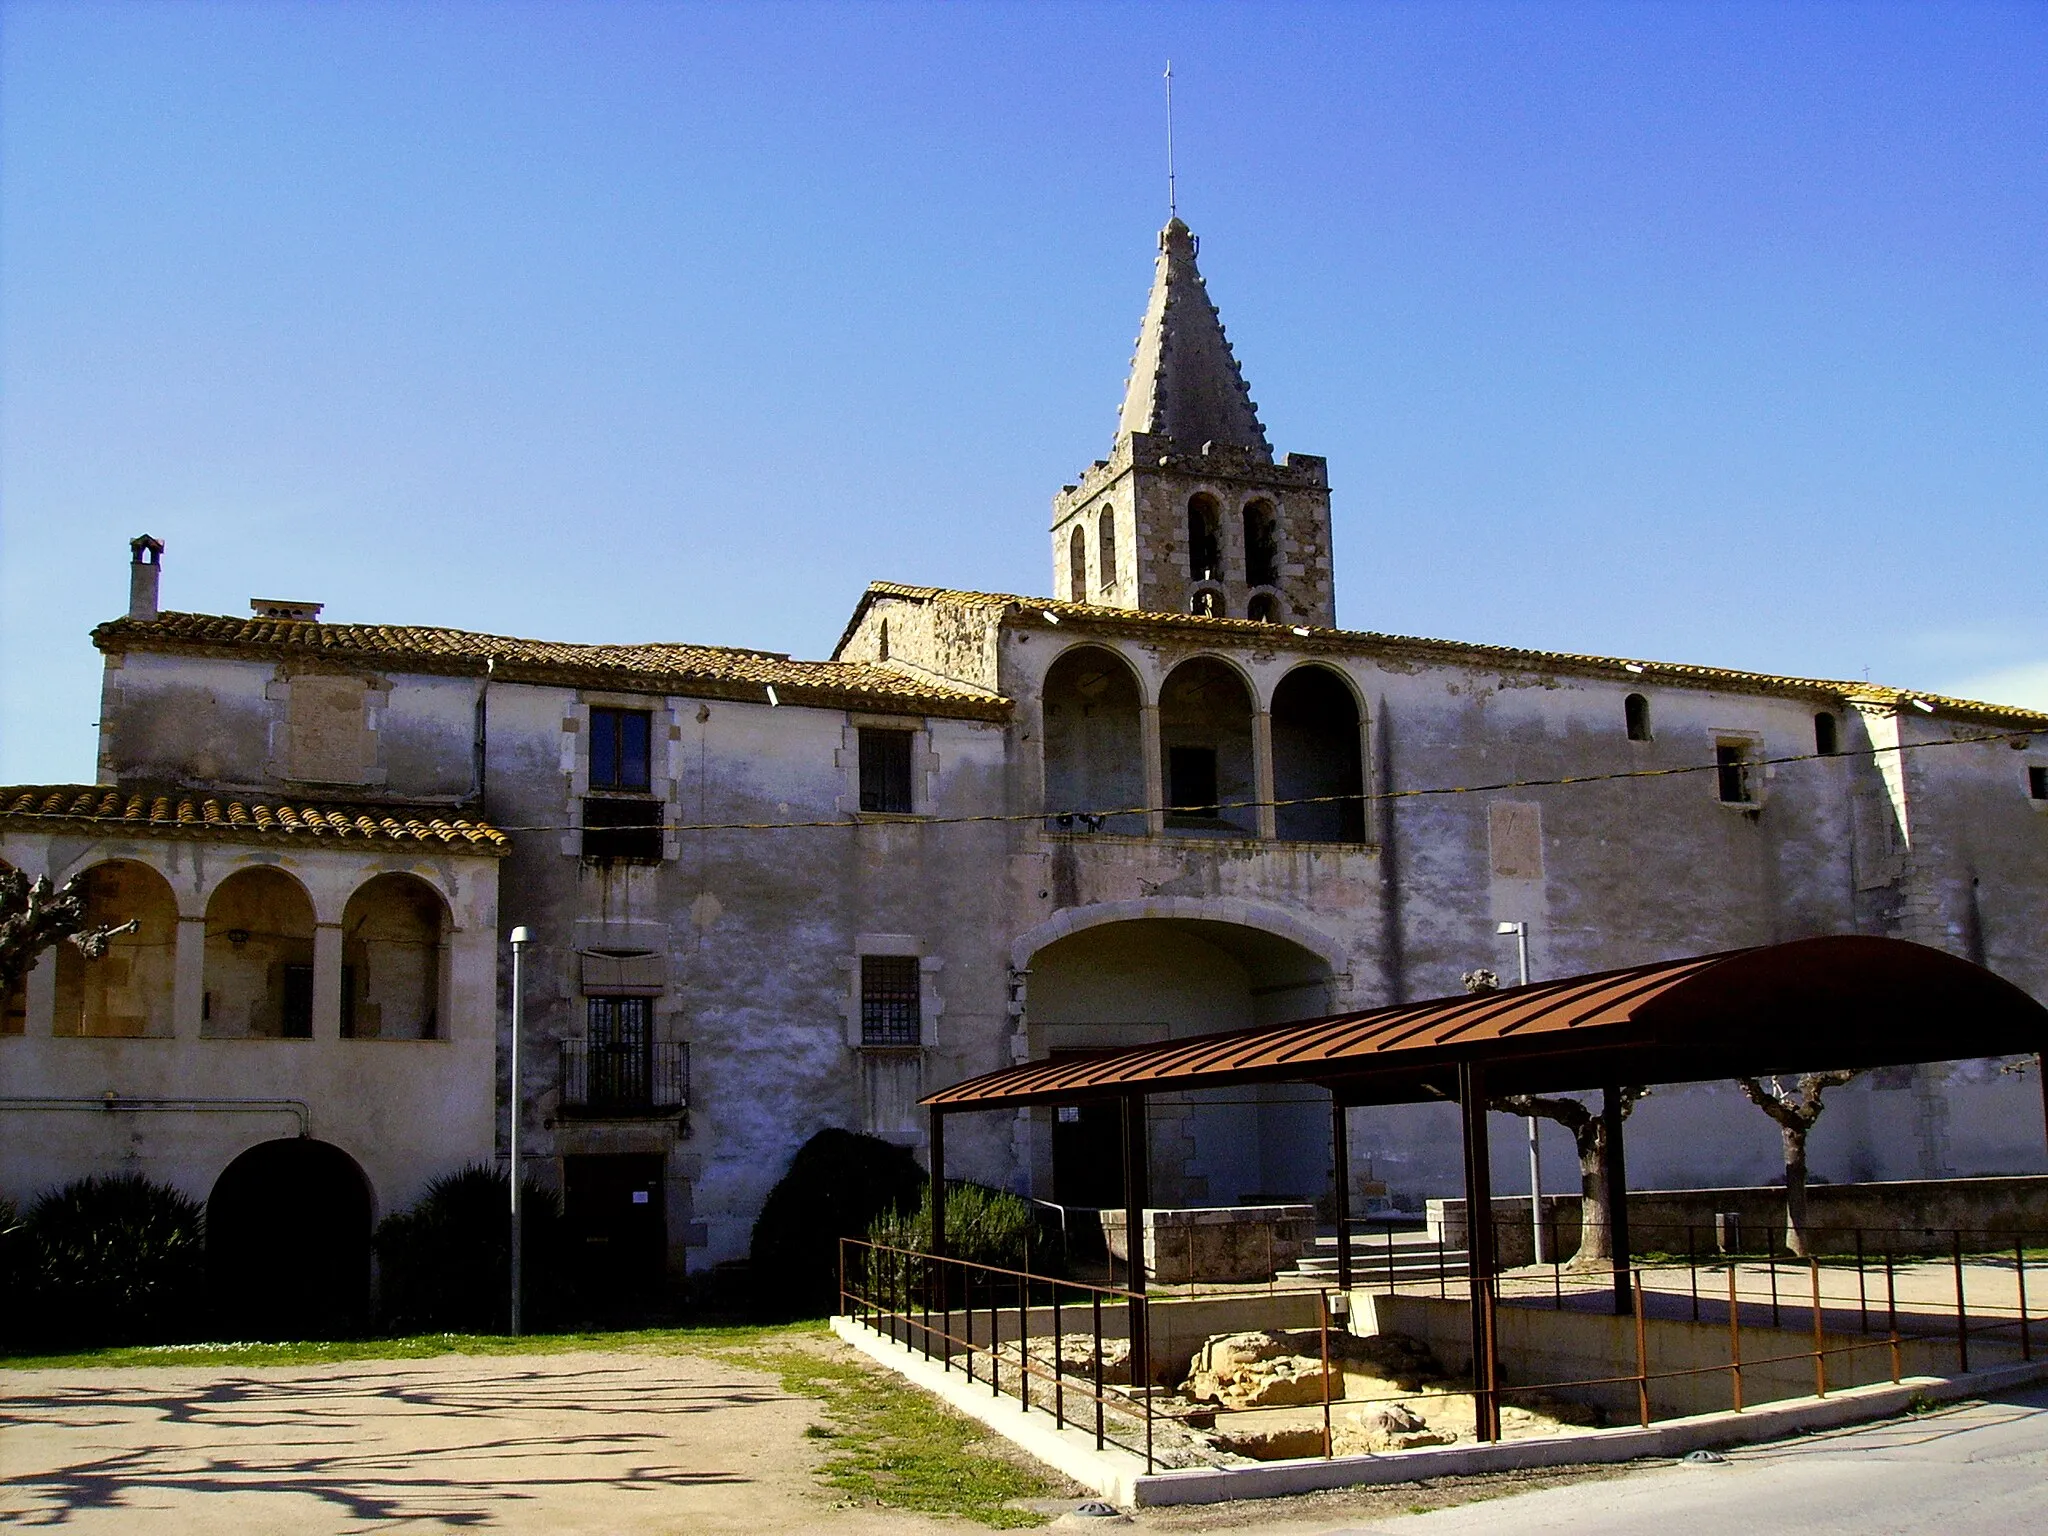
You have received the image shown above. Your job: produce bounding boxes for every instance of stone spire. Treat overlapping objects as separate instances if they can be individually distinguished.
[1115,218,1272,462]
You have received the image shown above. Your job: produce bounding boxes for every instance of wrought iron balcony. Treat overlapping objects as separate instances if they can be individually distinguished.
[558,1038,689,1119]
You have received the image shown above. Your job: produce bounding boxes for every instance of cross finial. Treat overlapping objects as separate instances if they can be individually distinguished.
[1164,60,1176,221]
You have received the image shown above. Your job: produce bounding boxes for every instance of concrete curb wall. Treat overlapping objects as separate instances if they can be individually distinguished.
[832,1315,2048,1509]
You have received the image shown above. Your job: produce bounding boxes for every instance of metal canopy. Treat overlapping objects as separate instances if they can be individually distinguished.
[923,937,2048,1111]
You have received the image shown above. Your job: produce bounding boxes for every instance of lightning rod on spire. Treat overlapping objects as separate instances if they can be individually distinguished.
[1164,60,1177,220]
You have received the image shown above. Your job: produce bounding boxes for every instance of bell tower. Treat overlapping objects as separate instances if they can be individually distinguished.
[1052,219,1334,627]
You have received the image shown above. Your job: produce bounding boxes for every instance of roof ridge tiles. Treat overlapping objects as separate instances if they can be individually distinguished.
[0,783,511,855]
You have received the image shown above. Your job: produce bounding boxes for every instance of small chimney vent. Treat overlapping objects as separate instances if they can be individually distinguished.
[127,535,165,621]
[250,598,324,622]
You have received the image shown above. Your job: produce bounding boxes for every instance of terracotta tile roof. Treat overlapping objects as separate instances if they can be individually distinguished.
[851,582,2048,729]
[0,786,511,854]
[94,611,1010,721]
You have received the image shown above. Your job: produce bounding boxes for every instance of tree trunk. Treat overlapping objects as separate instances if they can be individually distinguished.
[1782,1123,1811,1258]
[1574,1125,1611,1265]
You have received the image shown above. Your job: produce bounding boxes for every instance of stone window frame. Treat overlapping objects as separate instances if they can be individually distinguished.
[838,933,942,1050]
[835,712,936,818]
[1712,729,1767,809]
[2026,758,2048,811]
[560,692,684,861]
[264,670,392,789]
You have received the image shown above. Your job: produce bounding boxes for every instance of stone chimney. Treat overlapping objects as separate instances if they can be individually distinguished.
[128,535,165,621]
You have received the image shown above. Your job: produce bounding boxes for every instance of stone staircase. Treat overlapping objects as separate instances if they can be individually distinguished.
[1280,1227,1471,1289]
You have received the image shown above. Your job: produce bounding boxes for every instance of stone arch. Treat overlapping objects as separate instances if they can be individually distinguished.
[52,860,179,1037]
[1271,663,1368,843]
[1,856,27,1034]
[1246,592,1278,624]
[341,873,449,1039]
[1097,506,1118,591]
[1159,655,1257,835]
[208,1137,373,1338]
[1041,644,1146,834]
[1017,910,1343,1208]
[1010,896,1350,977]
[1068,525,1088,602]
[203,866,317,1038]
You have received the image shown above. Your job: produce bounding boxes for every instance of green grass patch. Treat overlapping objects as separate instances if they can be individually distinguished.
[709,1339,1051,1529]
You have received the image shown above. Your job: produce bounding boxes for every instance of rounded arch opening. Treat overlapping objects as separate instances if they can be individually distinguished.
[1041,645,1146,834]
[1186,493,1222,583]
[1027,917,1337,1208]
[1159,657,1257,836]
[1097,506,1118,592]
[1625,692,1652,742]
[203,867,316,1038]
[1067,525,1088,603]
[341,873,449,1039]
[2,858,26,1034]
[1246,592,1278,624]
[1242,499,1279,588]
[52,860,179,1038]
[1272,664,1367,843]
[208,1137,373,1338]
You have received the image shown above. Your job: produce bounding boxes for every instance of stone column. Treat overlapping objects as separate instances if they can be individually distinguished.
[1253,707,1277,839]
[173,914,206,1038]
[313,921,344,1040]
[24,952,57,1036]
[1140,703,1166,835]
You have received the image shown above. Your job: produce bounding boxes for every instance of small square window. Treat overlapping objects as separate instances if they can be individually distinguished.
[859,728,915,813]
[860,954,921,1046]
[1716,742,1757,805]
[2030,765,2048,801]
[590,707,652,791]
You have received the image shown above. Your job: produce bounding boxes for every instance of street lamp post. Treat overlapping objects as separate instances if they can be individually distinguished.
[508,925,530,1336]
[1496,921,1543,1265]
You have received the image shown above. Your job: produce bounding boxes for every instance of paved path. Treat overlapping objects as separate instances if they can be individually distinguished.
[1321,1383,2048,1536]
[0,1350,959,1533]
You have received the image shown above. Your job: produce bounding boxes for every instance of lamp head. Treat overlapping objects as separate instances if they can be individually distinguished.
[509,926,531,946]
[1496,921,1523,936]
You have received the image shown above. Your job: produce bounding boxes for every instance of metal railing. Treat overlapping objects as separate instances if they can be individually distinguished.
[839,1223,2048,1466]
[840,1237,1159,1471]
[557,1039,688,1118]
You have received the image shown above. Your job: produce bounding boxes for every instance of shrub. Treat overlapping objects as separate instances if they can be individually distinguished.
[373,1164,568,1333]
[867,1180,1037,1271]
[748,1129,927,1319]
[14,1174,207,1350]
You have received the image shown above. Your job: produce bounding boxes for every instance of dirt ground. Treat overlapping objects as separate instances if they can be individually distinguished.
[0,1345,975,1534]
[0,1339,1629,1534]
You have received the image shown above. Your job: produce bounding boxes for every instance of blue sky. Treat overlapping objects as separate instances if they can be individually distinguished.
[4,1,2044,784]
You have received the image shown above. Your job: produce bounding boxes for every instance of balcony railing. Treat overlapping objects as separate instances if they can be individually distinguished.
[558,1039,689,1119]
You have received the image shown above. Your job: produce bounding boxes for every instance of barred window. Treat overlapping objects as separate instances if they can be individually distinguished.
[859,728,914,814]
[1717,741,1757,805]
[860,954,921,1046]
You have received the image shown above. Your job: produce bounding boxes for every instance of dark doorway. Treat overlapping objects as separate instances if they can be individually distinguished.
[208,1137,372,1338]
[1052,1100,1124,1210]
[564,1153,667,1321]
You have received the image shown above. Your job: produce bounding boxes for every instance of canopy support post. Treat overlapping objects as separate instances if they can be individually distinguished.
[928,1106,947,1262]
[1458,1060,1499,1442]
[1122,1091,1150,1394]
[1331,1093,1353,1293]
[1604,1085,1633,1316]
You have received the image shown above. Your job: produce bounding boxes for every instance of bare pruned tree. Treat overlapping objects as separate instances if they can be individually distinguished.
[0,866,139,998]
[1489,1088,1649,1265]
[1461,964,1646,1266]
[1736,1070,1861,1257]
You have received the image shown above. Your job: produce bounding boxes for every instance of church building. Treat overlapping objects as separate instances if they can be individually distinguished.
[6,218,2047,1310]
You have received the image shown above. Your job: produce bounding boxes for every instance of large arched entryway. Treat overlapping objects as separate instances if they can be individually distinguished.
[209,1138,373,1338]
[1023,917,1337,1210]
